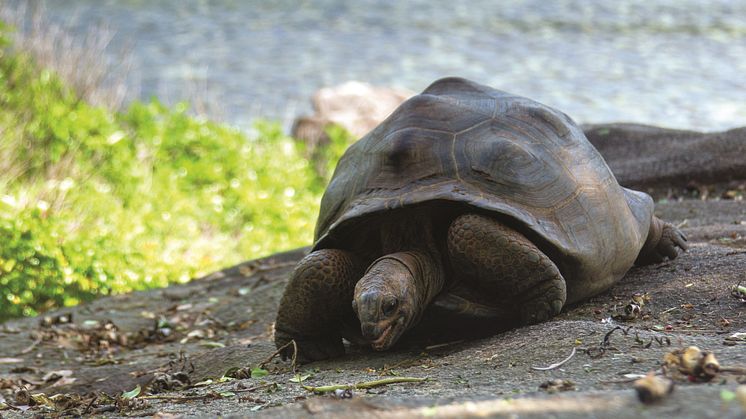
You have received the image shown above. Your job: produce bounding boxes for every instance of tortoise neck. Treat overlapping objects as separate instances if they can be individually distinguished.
[363,212,446,329]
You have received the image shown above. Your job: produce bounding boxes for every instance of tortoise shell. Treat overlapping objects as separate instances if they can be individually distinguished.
[313,77,654,301]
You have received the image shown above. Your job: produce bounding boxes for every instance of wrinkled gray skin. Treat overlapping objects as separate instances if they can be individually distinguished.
[353,251,443,351]
[274,77,689,362]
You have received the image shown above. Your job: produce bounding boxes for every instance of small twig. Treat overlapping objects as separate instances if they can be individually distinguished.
[659,307,679,315]
[424,340,464,351]
[604,326,631,345]
[379,356,434,376]
[302,377,428,393]
[725,251,746,257]
[586,326,631,358]
[92,406,117,414]
[139,393,221,402]
[233,382,277,394]
[654,329,720,334]
[116,351,172,361]
[82,394,98,415]
[259,340,297,372]
[600,377,642,384]
[530,347,577,371]
[720,366,746,374]
[201,313,227,329]
[19,336,42,355]
[237,395,267,404]
[139,395,201,401]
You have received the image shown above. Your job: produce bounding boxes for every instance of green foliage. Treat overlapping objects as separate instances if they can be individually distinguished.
[0,23,354,321]
[121,385,141,399]
[250,367,269,379]
[0,206,101,318]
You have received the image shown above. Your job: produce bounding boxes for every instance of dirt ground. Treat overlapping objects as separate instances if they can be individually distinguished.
[0,196,744,418]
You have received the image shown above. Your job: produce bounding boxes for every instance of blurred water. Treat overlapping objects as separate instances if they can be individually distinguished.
[16,0,746,131]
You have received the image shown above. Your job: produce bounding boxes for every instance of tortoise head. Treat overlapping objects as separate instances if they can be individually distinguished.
[352,255,417,351]
[353,251,443,351]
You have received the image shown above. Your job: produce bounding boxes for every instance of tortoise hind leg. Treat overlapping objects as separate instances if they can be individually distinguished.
[274,249,364,361]
[447,214,566,325]
[635,216,688,265]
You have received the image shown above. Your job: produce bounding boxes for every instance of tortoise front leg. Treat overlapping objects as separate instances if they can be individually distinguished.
[274,249,364,361]
[635,216,688,265]
[447,214,567,325]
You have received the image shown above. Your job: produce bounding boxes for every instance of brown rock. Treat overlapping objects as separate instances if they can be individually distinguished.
[292,81,412,148]
[583,123,746,191]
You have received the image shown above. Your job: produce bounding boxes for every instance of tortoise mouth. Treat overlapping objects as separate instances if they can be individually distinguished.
[370,318,403,351]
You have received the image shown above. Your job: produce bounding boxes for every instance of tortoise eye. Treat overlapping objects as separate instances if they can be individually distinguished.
[382,297,398,317]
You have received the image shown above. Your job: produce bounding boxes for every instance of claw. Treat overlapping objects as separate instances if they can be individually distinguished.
[663,223,689,252]
[636,221,689,266]
[673,230,689,250]
[654,223,689,261]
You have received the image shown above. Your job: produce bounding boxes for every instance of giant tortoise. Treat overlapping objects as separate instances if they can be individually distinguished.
[274,77,687,361]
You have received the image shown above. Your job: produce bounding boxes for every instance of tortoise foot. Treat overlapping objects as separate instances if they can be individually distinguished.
[447,213,567,324]
[274,249,364,361]
[636,217,688,265]
[516,276,566,325]
[658,223,688,258]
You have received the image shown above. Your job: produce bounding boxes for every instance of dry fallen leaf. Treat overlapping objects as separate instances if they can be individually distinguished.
[634,373,674,404]
[663,346,720,381]
[42,370,73,383]
[539,379,575,394]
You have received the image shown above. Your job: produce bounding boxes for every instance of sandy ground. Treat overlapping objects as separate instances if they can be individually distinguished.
[0,197,744,418]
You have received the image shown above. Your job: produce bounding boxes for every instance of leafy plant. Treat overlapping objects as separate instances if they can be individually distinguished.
[0,22,355,320]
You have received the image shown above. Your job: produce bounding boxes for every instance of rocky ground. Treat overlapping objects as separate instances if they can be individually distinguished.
[1,124,746,418]
[0,197,744,418]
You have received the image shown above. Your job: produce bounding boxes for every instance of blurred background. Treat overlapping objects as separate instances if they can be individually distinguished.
[9,0,746,131]
[0,0,744,320]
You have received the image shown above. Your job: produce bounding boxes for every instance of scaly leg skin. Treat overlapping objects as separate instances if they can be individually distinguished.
[447,213,567,325]
[274,249,364,362]
[635,216,688,265]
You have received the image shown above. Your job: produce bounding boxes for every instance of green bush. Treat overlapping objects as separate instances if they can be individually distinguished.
[0,206,100,318]
[0,22,353,320]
